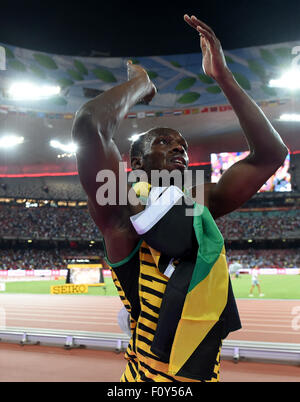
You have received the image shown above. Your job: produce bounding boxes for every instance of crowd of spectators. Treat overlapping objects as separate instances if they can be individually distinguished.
[0,204,299,241]
[0,205,101,240]
[0,176,86,201]
[0,247,103,270]
[227,248,300,268]
[0,176,299,270]
[215,210,300,240]
[0,247,298,270]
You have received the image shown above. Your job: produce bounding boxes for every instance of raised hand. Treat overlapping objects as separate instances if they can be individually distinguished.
[127,60,157,104]
[183,14,230,82]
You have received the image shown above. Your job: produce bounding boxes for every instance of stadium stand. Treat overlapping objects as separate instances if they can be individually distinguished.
[0,203,299,241]
[0,176,299,271]
[216,209,300,240]
[226,248,300,268]
[0,204,101,240]
[0,247,103,270]
[0,246,298,270]
[0,176,87,201]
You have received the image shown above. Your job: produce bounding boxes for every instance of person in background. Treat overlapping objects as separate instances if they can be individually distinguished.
[249,265,264,297]
[230,260,243,279]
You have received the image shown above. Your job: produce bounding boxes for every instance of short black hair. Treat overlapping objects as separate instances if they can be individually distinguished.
[129,131,154,160]
[129,127,179,162]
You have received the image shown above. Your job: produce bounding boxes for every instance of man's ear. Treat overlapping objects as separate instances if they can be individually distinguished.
[131,156,143,170]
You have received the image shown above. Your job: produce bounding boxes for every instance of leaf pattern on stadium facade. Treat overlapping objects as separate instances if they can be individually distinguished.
[0,40,299,113]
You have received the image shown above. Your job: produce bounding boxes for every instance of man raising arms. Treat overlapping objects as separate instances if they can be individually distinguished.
[72,15,288,382]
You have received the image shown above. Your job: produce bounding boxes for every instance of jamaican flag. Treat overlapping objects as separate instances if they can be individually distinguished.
[130,184,241,380]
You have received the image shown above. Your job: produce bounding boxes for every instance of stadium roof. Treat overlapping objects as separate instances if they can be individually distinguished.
[1,1,300,57]
[0,1,299,174]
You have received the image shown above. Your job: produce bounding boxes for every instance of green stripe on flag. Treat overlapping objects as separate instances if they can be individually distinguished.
[188,204,224,292]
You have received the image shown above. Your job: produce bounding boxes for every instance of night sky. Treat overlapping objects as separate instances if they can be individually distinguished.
[0,0,300,56]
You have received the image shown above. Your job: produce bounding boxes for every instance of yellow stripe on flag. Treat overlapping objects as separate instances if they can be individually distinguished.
[168,247,229,375]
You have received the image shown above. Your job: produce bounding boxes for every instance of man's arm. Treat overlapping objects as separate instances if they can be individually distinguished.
[184,15,288,219]
[71,62,156,261]
[206,71,288,218]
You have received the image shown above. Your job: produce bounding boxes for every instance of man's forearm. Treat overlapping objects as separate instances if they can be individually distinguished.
[216,70,288,163]
[73,73,150,143]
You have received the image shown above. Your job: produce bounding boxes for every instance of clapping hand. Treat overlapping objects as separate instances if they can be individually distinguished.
[184,14,230,82]
[127,60,157,104]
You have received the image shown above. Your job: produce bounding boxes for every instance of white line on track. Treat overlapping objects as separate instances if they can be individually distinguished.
[6,317,119,325]
[4,307,118,314]
[238,329,300,335]
[9,309,116,314]
[241,318,292,323]
[241,323,295,329]
[5,312,118,320]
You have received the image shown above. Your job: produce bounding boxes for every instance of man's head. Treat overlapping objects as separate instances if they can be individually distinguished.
[129,127,189,179]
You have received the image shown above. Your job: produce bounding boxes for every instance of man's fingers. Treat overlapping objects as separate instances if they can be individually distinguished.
[196,25,214,42]
[184,14,199,30]
[190,15,215,36]
[184,14,198,29]
[184,14,220,53]
[184,14,216,39]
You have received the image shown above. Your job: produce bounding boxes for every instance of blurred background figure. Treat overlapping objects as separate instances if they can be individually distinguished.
[249,265,264,297]
[117,306,131,337]
[229,260,243,279]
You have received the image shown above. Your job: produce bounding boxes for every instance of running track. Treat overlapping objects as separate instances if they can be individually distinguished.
[1,294,300,344]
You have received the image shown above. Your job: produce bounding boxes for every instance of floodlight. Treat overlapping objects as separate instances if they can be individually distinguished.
[50,139,78,153]
[8,82,61,100]
[279,114,300,122]
[0,135,24,148]
[269,68,300,90]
